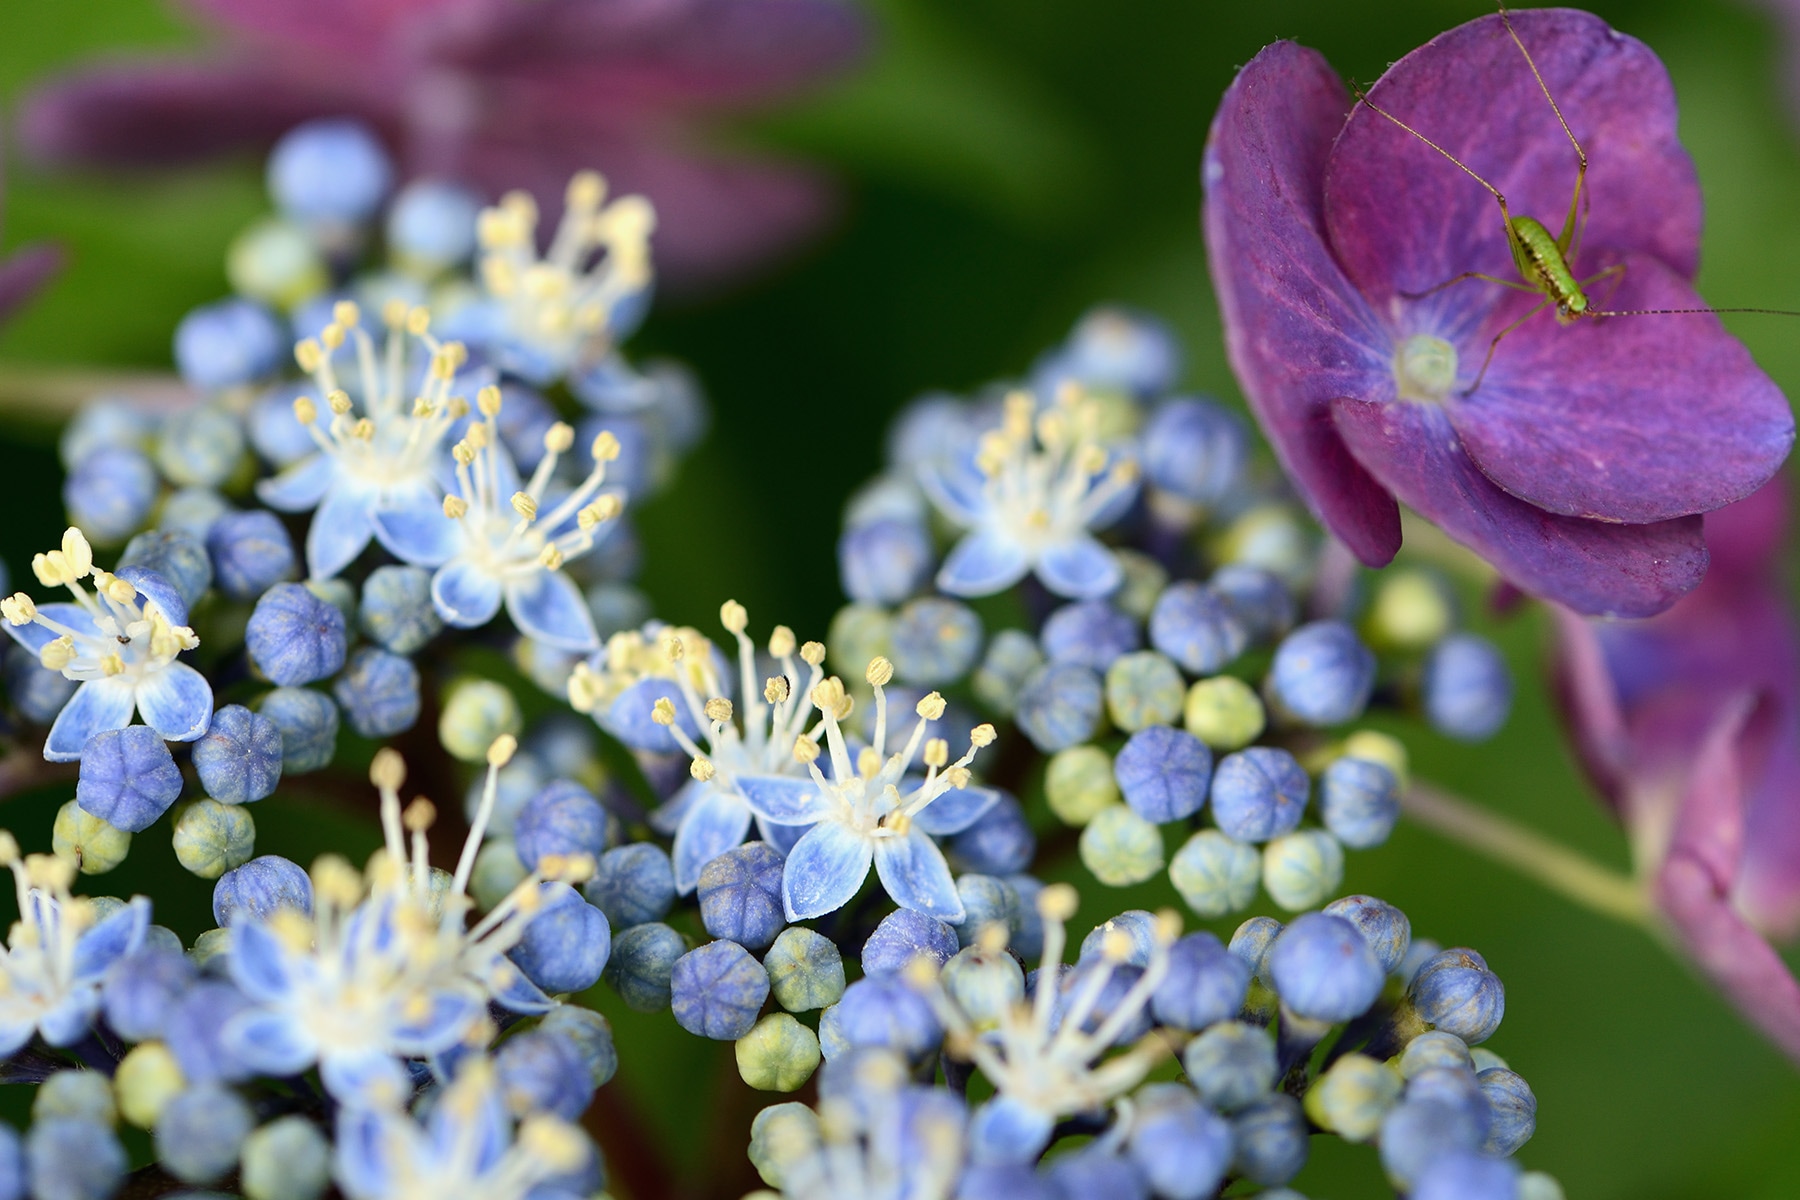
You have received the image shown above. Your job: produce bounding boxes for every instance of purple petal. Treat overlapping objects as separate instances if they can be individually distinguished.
[134,661,214,744]
[44,679,138,762]
[431,560,504,629]
[0,245,61,326]
[505,569,598,652]
[1200,41,1401,567]
[1444,253,1791,524]
[672,786,754,894]
[1035,535,1122,600]
[937,529,1031,598]
[872,828,965,922]
[1323,9,1702,310]
[1330,395,1706,618]
[781,819,873,921]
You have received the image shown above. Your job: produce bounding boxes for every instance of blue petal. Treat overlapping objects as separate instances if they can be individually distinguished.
[391,989,483,1056]
[506,570,598,652]
[372,483,457,567]
[738,774,833,827]
[0,1020,36,1059]
[600,677,692,754]
[44,679,138,762]
[322,1050,413,1107]
[223,1008,318,1077]
[71,896,148,983]
[781,820,874,922]
[756,815,811,857]
[5,602,102,655]
[333,1107,405,1197]
[256,452,334,512]
[113,568,188,628]
[37,992,102,1047]
[489,961,557,1015]
[430,559,504,628]
[1036,534,1122,600]
[917,453,990,526]
[671,786,754,894]
[228,920,298,1002]
[648,779,700,838]
[305,482,377,580]
[873,828,965,922]
[912,783,1002,837]
[134,662,213,743]
[428,1063,510,1172]
[937,529,1032,598]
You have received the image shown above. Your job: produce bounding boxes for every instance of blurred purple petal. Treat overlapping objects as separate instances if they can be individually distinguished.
[0,244,61,325]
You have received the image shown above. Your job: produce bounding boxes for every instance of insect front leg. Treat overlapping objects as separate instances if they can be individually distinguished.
[1463,297,1553,397]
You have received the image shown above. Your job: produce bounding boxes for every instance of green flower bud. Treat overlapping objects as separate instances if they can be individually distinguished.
[241,1115,332,1200]
[470,838,529,912]
[1045,745,1119,826]
[1112,549,1169,622]
[1364,568,1455,652]
[1184,676,1266,750]
[1261,829,1344,911]
[1079,804,1164,887]
[34,1070,117,1127]
[189,928,231,971]
[172,799,256,880]
[748,1102,822,1188]
[1304,1052,1401,1141]
[115,1042,185,1129]
[438,679,522,762]
[1169,829,1260,918]
[763,927,845,1013]
[1105,650,1186,732]
[52,801,131,874]
[827,603,894,682]
[228,217,330,309]
[1341,730,1409,790]
[735,1013,821,1092]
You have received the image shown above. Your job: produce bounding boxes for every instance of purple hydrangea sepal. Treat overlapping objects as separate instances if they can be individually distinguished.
[1203,12,1792,617]
[1554,479,1800,1059]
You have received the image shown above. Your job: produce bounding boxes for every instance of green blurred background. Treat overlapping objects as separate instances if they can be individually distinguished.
[1,1,1799,1196]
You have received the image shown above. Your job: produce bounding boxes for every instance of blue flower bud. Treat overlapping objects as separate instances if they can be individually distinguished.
[172,799,256,879]
[157,405,247,488]
[387,179,481,273]
[119,530,212,609]
[25,1117,124,1200]
[207,511,296,600]
[950,792,1035,876]
[332,647,420,738]
[972,628,1044,715]
[239,1115,331,1200]
[1077,910,1159,968]
[192,705,283,804]
[1150,932,1249,1032]
[697,842,786,951]
[1142,398,1249,507]
[1149,582,1248,674]
[1169,829,1259,919]
[585,842,676,929]
[1041,601,1140,671]
[76,724,182,833]
[1210,564,1297,642]
[951,874,1020,948]
[1399,1031,1473,1079]
[1182,1020,1277,1112]
[1322,895,1412,975]
[1319,756,1400,849]
[890,597,983,685]
[1210,747,1308,842]
[1115,725,1211,823]
[861,908,959,975]
[358,565,442,654]
[174,299,285,390]
[212,854,312,926]
[1400,937,1444,985]
[1422,633,1513,741]
[1038,306,1180,397]
[1044,1145,1150,1200]
[1267,912,1384,1022]
[1014,662,1104,752]
[1231,1093,1308,1186]
[539,1005,619,1088]
[1228,914,1283,984]
[257,687,338,774]
[1378,1097,1486,1191]
[839,517,932,605]
[34,1070,116,1127]
[64,445,156,543]
[1125,1083,1233,1200]
[102,946,197,1043]
[247,582,346,687]
[155,1083,253,1184]
[968,1095,1054,1166]
[6,644,76,725]
[764,926,846,1013]
[268,118,392,224]
[831,974,942,1062]
[602,921,688,1011]
[1408,949,1505,1044]
[160,486,233,539]
[1478,1066,1537,1156]
[671,939,770,1040]
[496,1029,595,1119]
[1267,620,1376,727]
[60,400,153,469]
[1411,1150,1521,1200]
[510,882,610,996]
[515,780,613,872]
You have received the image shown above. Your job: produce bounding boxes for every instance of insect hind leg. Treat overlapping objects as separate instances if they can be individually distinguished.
[1463,297,1553,396]
[1498,2,1589,254]
[1400,271,1540,302]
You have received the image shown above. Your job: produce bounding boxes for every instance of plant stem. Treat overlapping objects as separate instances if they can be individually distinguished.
[1402,780,1656,931]
[0,363,193,420]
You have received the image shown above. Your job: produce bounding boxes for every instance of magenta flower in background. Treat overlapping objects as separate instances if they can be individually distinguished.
[0,137,60,328]
[1202,10,1792,618]
[1555,478,1800,1060]
[19,0,868,288]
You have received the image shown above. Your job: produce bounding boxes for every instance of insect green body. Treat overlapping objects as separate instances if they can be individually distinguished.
[1508,215,1587,322]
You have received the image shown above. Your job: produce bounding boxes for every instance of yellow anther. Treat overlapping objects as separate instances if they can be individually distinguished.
[477,384,503,417]
[370,748,406,791]
[103,575,138,605]
[1153,908,1183,944]
[659,630,685,661]
[0,832,18,867]
[1101,928,1134,962]
[903,954,941,988]
[1003,391,1035,436]
[765,676,791,705]
[464,423,491,450]
[519,1116,588,1174]
[320,324,346,351]
[923,739,948,769]
[30,554,61,588]
[402,798,437,833]
[704,697,733,724]
[452,442,476,467]
[311,855,364,908]
[1076,444,1108,476]
[382,298,409,328]
[793,735,820,765]
[976,921,1009,955]
[333,300,361,328]
[720,600,748,634]
[944,766,971,789]
[406,307,432,336]
[865,657,894,688]
[61,529,93,579]
[294,339,323,372]
[651,697,677,726]
[577,496,621,530]
[511,492,539,521]
[293,395,318,425]
[487,734,518,767]
[327,389,353,415]
[538,544,565,571]
[28,854,76,893]
[2,594,36,626]
[916,693,947,721]
[970,723,997,748]
[39,637,75,672]
[352,418,375,441]
[799,640,825,667]
[412,396,436,418]
[100,653,126,678]
[544,422,575,454]
[590,430,621,463]
[769,626,797,658]
[446,396,470,420]
[690,757,716,782]
[443,495,469,519]
[1038,882,1079,922]
[567,170,606,211]
[857,746,880,779]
